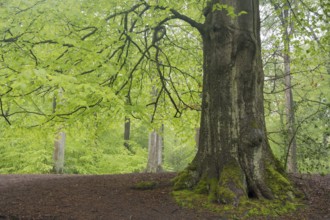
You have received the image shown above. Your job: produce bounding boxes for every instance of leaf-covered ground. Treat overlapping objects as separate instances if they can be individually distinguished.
[0,172,329,219]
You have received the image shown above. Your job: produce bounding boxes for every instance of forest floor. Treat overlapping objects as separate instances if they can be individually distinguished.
[0,172,329,220]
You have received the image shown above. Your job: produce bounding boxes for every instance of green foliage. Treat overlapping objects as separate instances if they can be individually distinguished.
[0,125,54,173]
[163,116,198,171]
[212,3,247,18]
[0,0,199,174]
[0,115,149,174]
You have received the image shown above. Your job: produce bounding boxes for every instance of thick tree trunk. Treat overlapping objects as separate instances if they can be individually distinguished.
[195,127,200,149]
[174,0,294,204]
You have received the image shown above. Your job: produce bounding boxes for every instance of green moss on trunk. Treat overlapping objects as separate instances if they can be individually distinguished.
[265,163,304,200]
[174,163,246,205]
[172,162,304,219]
[172,163,198,190]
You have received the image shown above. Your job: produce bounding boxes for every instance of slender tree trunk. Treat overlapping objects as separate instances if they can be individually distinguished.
[284,53,297,173]
[124,116,131,150]
[93,112,99,147]
[280,1,297,173]
[52,94,66,174]
[146,125,163,173]
[327,50,330,75]
[146,86,164,173]
[53,131,66,174]
[174,0,294,204]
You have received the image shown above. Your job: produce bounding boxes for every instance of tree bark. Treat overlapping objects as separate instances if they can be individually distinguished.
[174,0,294,204]
[195,127,200,149]
[146,125,163,173]
[53,131,66,174]
[52,92,66,174]
[124,116,131,151]
[283,53,298,173]
[279,1,298,173]
[145,85,164,173]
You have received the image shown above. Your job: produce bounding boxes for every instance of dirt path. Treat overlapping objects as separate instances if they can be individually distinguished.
[0,173,329,220]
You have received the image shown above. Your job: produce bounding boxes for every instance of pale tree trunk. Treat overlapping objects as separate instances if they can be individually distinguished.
[53,131,66,174]
[284,53,297,173]
[146,125,163,173]
[174,0,295,204]
[146,86,163,173]
[272,0,298,173]
[52,93,66,174]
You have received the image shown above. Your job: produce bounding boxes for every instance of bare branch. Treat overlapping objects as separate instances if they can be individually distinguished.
[154,45,181,117]
[80,26,98,41]
[105,3,147,21]
[15,0,46,15]
[0,98,11,125]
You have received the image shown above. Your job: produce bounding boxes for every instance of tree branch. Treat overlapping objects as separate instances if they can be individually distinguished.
[0,98,11,125]
[169,8,204,33]
[105,3,147,21]
[15,0,46,15]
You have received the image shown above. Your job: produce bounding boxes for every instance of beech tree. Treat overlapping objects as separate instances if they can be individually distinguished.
[168,0,295,205]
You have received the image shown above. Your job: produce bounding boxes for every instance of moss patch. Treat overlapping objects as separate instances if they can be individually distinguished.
[173,188,303,219]
[194,177,208,194]
[172,163,198,190]
[207,178,219,202]
[218,186,237,204]
[172,162,304,219]
[265,163,298,200]
[131,181,157,190]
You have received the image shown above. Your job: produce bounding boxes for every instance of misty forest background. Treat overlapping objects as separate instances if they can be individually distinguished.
[0,0,329,174]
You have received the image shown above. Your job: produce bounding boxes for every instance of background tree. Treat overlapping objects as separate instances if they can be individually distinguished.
[272,0,298,173]
[261,0,330,173]
[146,85,164,173]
